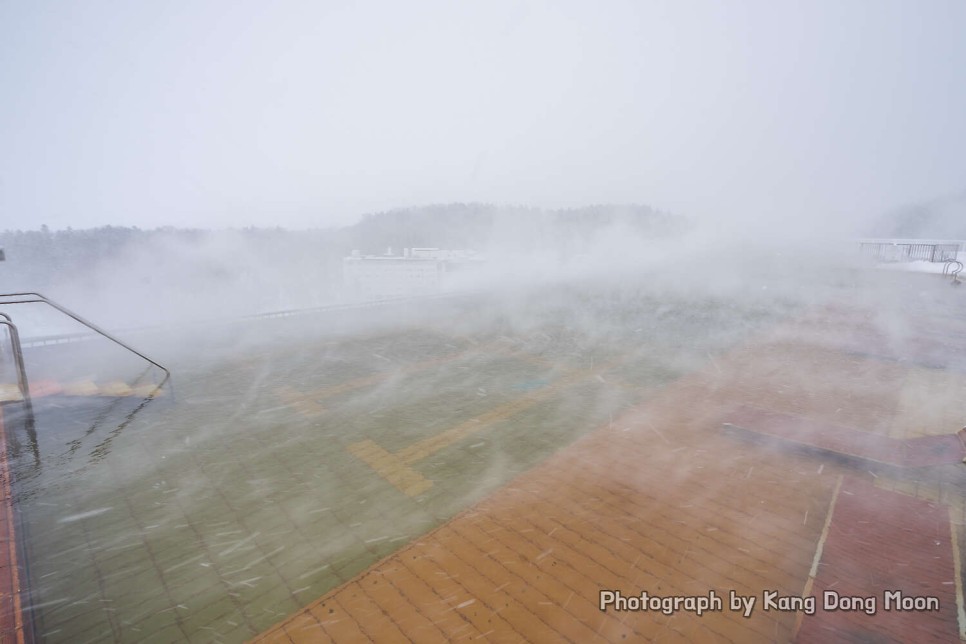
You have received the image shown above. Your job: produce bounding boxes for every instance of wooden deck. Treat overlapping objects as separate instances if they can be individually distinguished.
[252,305,966,643]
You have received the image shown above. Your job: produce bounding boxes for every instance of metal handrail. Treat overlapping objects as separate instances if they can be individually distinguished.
[0,316,39,464]
[7,289,483,349]
[943,259,963,284]
[0,318,33,414]
[0,292,170,391]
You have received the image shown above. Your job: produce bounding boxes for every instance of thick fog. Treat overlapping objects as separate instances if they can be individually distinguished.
[2,1,965,233]
[1,1,966,642]
[0,205,863,336]
[4,206,961,642]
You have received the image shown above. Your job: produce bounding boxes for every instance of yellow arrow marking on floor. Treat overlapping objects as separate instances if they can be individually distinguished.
[131,383,166,398]
[0,384,23,403]
[274,338,536,418]
[6,379,164,399]
[275,386,327,416]
[100,381,133,397]
[348,358,624,497]
[63,380,99,396]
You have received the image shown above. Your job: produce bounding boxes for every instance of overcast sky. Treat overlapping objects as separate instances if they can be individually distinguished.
[1,1,964,233]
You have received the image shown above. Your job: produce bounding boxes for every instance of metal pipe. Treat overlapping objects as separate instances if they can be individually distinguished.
[0,292,170,389]
[0,320,32,411]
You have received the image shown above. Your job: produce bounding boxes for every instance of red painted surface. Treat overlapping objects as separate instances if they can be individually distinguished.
[724,405,966,467]
[838,328,966,369]
[0,407,25,644]
[797,476,960,642]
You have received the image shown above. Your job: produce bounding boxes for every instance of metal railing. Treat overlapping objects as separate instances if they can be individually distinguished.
[0,312,39,465]
[860,240,962,263]
[14,288,483,347]
[0,292,170,395]
[943,259,964,285]
[0,314,33,414]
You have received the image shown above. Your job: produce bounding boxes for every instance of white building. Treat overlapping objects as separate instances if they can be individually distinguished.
[342,248,482,302]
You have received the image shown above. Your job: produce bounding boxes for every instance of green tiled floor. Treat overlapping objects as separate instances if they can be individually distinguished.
[10,291,793,642]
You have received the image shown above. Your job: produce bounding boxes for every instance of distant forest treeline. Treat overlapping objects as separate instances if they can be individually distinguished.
[0,204,686,325]
[348,203,686,252]
[1,203,685,286]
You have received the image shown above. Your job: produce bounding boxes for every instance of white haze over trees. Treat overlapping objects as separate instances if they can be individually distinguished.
[0,197,872,348]
[0,0,963,367]
[0,204,691,328]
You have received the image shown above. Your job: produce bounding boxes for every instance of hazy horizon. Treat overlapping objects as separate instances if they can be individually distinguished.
[2,1,965,236]
[2,5,966,638]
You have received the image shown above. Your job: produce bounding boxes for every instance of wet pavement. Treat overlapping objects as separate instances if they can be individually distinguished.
[2,274,965,642]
